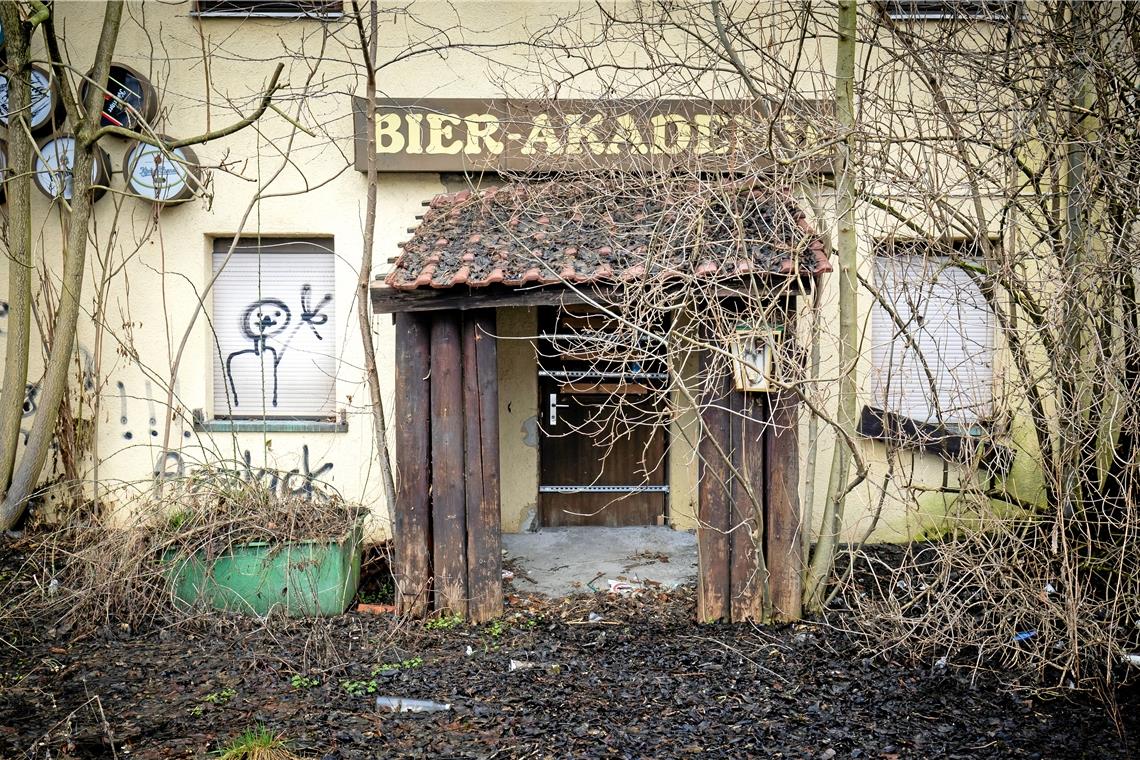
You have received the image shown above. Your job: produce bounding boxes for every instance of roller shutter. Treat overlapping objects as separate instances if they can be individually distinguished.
[869,254,993,426]
[211,238,336,419]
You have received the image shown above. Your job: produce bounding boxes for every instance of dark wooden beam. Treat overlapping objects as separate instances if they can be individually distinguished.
[730,390,768,623]
[430,312,468,617]
[371,276,813,315]
[766,380,802,623]
[372,283,601,314]
[697,349,732,623]
[394,313,432,617]
[464,310,503,622]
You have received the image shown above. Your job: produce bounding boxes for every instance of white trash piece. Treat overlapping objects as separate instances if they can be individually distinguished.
[375,696,451,713]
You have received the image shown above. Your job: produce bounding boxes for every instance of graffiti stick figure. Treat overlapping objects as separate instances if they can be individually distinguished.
[225,298,291,408]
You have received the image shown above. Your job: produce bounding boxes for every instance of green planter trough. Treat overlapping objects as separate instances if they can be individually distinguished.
[165,520,363,617]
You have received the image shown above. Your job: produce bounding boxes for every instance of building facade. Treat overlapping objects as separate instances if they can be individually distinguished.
[0,0,1019,571]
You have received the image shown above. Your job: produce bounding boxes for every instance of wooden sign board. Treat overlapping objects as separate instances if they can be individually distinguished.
[352,97,831,173]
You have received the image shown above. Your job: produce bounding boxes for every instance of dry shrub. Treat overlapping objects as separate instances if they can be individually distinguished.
[846,496,1140,697]
[5,466,364,637]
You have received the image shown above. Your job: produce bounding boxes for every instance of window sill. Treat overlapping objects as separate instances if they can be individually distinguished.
[857,405,1012,475]
[193,414,347,434]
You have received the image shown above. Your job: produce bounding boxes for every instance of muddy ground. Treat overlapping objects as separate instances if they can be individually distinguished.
[1,538,1136,759]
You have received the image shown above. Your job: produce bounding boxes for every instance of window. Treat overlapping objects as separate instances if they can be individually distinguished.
[883,1,1012,21]
[193,1,342,19]
[867,243,994,429]
[211,238,337,419]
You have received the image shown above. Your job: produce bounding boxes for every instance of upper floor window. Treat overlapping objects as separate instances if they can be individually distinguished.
[883,1,1012,21]
[193,1,343,19]
[211,238,337,420]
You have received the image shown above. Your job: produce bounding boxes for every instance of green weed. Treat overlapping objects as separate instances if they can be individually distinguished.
[215,725,298,760]
[341,678,378,696]
[424,614,463,631]
[289,674,319,689]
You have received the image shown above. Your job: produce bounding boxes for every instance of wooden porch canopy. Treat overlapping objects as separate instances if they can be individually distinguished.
[373,179,831,624]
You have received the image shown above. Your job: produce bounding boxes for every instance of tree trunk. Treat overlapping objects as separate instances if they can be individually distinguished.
[804,0,858,611]
[353,0,397,514]
[0,1,124,530]
[0,5,34,497]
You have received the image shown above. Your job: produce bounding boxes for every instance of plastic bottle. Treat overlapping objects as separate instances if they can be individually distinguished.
[375,696,451,713]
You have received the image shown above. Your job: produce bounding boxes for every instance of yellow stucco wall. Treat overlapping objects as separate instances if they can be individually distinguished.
[0,1,1032,545]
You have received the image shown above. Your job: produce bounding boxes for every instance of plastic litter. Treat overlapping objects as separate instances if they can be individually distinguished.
[1012,630,1037,642]
[502,570,515,581]
[588,612,604,623]
[375,696,451,713]
[607,579,646,595]
[1123,654,1140,668]
[509,659,537,672]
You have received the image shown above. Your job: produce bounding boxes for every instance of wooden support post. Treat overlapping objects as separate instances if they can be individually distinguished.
[394,312,431,617]
[767,383,803,622]
[464,311,503,622]
[430,312,468,617]
[697,349,732,623]
[730,390,768,623]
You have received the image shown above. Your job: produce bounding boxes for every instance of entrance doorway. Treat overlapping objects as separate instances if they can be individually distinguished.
[537,306,668,527]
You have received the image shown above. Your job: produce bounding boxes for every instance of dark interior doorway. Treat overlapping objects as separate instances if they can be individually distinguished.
[537,306,669,527]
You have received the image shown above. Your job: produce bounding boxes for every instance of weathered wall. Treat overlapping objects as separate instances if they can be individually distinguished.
[0,1,1038,546]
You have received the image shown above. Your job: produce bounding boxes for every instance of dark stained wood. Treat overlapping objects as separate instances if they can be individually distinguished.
[373,283,602,314]
[465,311,503,622]
[697,349,732,623]
[393,312,432,617]
[767,384,803,622]
[430,312,468,617]
[539,391,667,527]
[371,277,813,314]
[730,390,768,623]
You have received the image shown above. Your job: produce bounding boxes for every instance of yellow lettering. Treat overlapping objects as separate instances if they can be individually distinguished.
[695,115,730,155]
[426,113,464,155]
[520,114,562,156]
[375,112,405,154]
[650,114,691,155]
[607,113,649,155]
[464,114,504,155]
[565,114,607,155]
[406,113,425,154]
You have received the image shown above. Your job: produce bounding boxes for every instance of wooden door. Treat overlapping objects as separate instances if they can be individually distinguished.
[538,307,668,527]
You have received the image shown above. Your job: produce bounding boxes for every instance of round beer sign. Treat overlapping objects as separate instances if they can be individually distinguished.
[0,66,59,133]
[124,138,202,204]
[79,63,158,132]
[33,134,112,202]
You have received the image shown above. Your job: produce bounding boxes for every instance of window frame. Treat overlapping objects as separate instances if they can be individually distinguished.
[191,1,344,20]
[882,1,1013,22]
[864,238,998,437]
[208,236,340,425]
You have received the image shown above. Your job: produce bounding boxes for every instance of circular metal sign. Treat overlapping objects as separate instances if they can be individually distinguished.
[79,63,158,132]
[33,134,112,202]
[124,138,202,204]
[0,66,59,133]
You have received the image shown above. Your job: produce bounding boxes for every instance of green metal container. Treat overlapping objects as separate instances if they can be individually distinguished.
[165,520,363,617]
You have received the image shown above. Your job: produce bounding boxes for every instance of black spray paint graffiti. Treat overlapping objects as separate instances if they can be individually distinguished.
[224,284,332,409]
[154,444,335,501]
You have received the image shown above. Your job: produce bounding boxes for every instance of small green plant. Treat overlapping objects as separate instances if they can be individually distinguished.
[370,657,422,676]
[166,510,193,531]
[203,687,236,705]
[486,619,506,637]
[341,678,378,696]
[424,614,463,631]
[189,705,204,717]
[289,674,319,690]
[215,725,298,760]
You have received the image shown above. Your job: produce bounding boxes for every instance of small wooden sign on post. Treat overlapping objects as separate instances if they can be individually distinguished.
[730,324,782,393]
